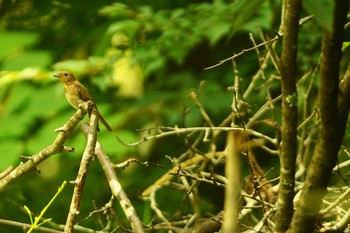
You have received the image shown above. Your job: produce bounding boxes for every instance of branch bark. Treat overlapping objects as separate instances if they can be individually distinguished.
[274,0,301,231]
[64,105,99,233]
[287,1,349,232]
[0,102,90,192]
[222,132,241,233]
[81,124,145,233]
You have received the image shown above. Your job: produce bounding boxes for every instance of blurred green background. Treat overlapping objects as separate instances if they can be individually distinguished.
[0,0,346,232]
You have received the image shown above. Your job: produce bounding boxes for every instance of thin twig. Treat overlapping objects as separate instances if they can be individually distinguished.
[319,187,350,216]
[113,158,163,169]
[117,126,276,147]
[320,207,350,232]
[0,218,62,233]
[204,15,313,71]
[77,196,114,225]
[242,208,276,233]
[148,186,170,224]
[204,36,280,70]
[169,167,225,188]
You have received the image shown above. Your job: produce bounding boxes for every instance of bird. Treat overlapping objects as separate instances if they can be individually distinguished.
[54,70,113,131]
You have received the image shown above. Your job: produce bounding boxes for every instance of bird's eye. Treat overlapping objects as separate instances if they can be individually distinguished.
[64,73,68,77]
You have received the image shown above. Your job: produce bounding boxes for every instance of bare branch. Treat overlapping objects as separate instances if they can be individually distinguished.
[113,158,163,169]
[0,218,62,233]
[117,126,276,147]
[0,101,90,192]
[319,187,350,216]
[64,105,99,233]
[204,16,313,70]
[88,126,145,233]
[319,207,350,232]
[222,132,241,233]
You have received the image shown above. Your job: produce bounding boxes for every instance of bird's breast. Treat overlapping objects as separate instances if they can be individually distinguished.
[64,86,83,109]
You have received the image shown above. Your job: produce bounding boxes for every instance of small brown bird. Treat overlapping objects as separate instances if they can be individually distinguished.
[54,70,113,131]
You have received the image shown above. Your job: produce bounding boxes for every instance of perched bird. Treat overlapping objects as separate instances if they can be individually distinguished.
[54,71,113,131]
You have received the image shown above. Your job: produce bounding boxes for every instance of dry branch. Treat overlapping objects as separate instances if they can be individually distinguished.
[81,124,145,233]
[64,105,99,233]
[222,132,241,233]
[0,101,91,192]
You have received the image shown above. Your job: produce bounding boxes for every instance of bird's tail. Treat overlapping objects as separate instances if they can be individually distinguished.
[97,110,113,131]
[88,106,113,131]
[99,113,113,131]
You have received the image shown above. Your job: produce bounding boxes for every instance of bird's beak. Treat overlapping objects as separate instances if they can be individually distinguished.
[53,74,59,78]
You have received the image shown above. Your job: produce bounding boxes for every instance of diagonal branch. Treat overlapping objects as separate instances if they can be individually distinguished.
[204,16,313,70]
[0,102,91,192]
[81,124,145,233]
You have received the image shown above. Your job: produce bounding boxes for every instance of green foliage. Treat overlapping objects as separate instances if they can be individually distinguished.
[24,181,66,233]
[303,0,334,31]
[286,92,298,107]
[0,31,52,70]
[100,0,270,73]
[0,0,335,232]
[0,31,39,60]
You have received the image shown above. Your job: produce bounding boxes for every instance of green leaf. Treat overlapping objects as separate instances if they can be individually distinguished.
[0,138,21,171]
[98,3,131,18]
[106,20,141,38]
[303,0,334,31]
[1,51,52,70]
[37,218,52,226]
[342,42,350,51]
[0,31,39,60]
[52,60,89,75]
[99,129,139,157]
[230,0,266,34]
[0,114,30,137]
[201,21,232,45]
[23,205,33,224]
[241,1,272,32]
[25,116,68,154]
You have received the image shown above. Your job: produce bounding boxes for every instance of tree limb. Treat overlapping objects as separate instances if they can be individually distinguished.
[222,132,241,233]
[0,102,90,192]
[64,105,99,233]
[287,1,349,232]
[274,0,301,232]
[82,124,145,233]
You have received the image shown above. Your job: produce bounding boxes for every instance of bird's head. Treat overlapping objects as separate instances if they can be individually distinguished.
[53,71,76,84]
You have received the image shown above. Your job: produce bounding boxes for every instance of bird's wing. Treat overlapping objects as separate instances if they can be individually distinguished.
[75,83,93,101]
